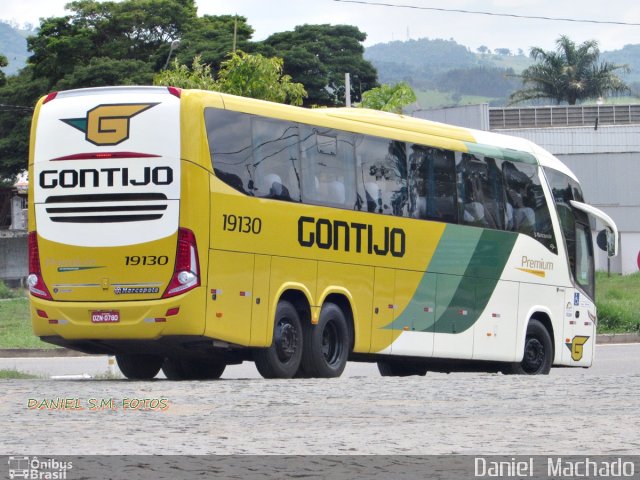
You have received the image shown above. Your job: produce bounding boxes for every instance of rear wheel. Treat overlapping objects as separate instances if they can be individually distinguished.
[254,300,303,379]
[507,319,553,375]
[116,354,163,380]
[377,360,427,377]
[301,302,350,378]
[162,357,226,380]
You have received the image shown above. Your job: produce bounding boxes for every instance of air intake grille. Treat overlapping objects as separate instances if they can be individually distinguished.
[44,193,168,223]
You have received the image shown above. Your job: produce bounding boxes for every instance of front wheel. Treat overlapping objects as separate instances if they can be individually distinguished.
[301,302,350,378]
[254,300,303,379]
[116,354,163,380]
[506,319,553,375]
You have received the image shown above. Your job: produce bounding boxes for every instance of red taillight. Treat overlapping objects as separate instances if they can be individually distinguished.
[43,92,58,104]
[163,228,200,298]
[168,86,182,98]
[51,152,160,161]
[28,232,52,300]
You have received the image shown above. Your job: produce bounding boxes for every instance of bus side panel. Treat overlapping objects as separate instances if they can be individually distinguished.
[472,280,519,361]
[516,282,565,364]
[371,268,395,354]
[561,288,596,367]
[381,270,435,357]
[316,261,373,354]
[250,254,272,347]
[432,273,474,359]
[206,250,255,345]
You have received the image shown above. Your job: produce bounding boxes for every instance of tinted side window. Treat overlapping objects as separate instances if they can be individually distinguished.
[357,136,408,216]
[251,117,301,201]
[206,109,253,194]
[456,153,507,230]
[300,125,357,209]
[408,144,457,223]
[503,162,555,250]
[206,108,301,202]
[544,168,586,273]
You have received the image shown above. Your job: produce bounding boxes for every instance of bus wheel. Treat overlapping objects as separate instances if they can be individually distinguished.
[116,354,163,380]
[302,302,349,378]
[377,360,427,377]
[162,358,226,380]
[254,300,303,379]
[507,319,553,375]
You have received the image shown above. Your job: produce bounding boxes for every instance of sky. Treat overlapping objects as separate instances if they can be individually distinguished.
[2,0,640,53]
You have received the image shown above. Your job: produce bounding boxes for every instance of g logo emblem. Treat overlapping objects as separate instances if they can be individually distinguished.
[62,103,158,146]
[565,335,590,361]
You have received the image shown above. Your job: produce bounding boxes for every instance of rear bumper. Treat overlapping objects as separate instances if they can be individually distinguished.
[30,288,206,341]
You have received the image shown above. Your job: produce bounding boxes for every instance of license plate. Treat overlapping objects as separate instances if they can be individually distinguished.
[91,310,120,323]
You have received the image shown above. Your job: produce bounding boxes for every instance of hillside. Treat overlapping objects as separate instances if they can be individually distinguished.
[0,21,33,76]
[365,38,640,108]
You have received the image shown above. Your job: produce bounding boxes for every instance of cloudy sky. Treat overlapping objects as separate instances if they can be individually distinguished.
[2,0,640,53]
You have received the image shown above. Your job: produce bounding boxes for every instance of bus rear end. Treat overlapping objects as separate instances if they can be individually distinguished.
[28,87,208,376]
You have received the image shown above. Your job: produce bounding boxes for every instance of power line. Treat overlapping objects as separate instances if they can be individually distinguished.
[0,104,34,112]
[332,0,640,27]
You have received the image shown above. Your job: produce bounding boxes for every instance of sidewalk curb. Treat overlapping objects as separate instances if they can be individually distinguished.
[0,333,638,358]
[596,333,640,344]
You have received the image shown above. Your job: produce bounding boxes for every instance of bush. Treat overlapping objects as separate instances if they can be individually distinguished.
[0,280,18,299]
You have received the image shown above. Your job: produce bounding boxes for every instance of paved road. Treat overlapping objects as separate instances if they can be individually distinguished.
[1,344,639,456]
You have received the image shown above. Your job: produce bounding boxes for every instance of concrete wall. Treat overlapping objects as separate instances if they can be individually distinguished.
[0,236,28,285]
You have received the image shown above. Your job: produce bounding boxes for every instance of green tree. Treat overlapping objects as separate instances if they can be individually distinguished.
[154,51,307,106]
[0,54,7,87]
[153,55,217,90]
[358,82,416,113]
[28,0,197,89]
[176,15,255,69]
[510,35,630,105]
[261,24,378,107]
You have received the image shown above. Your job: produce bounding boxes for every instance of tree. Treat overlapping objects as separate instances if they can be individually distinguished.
[154,51,307,106]
[510,35,630,105]
[175,15,255,69]
[358,82,416,113]
[27,0,198,89]
[494,48,512,56]
[0,54,7,86]
[477,45,490,55]
[261,24,378,107]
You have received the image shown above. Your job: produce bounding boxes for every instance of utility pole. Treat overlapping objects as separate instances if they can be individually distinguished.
[345,73,351,107]
[233,16,238,52]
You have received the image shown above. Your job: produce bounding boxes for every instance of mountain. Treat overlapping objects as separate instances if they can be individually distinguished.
[0,21,33,76]
[365,38,640,107]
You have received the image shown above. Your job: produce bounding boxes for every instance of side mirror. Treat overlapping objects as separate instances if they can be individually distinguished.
[596,228,616,257]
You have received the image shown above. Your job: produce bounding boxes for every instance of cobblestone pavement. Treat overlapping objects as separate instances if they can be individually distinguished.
[1,344,639,456]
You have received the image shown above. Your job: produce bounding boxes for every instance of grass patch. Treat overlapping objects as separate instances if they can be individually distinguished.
[0,280,21,299]
[0,369,39,379]
[0,297,57,349]
[596,271,640,333]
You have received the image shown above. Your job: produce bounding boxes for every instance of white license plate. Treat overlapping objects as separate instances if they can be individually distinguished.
[91,310,120,323]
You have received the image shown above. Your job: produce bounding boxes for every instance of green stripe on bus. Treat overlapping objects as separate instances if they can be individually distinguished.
[464,142,537,165]
[386,227,517,333]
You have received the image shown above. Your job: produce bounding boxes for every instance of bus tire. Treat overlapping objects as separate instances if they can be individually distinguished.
[254,300,303,379]
[162,357,226,380]
[301,302,349,378]
[377,360,428,377]
[507,319,553,375]
[116,354,163,380]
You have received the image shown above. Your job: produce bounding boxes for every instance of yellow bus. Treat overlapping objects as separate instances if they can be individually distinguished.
[28,86,618,379]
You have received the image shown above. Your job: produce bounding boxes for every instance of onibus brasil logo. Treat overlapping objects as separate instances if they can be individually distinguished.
[8,456,72,479]
[62,103,158,146]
